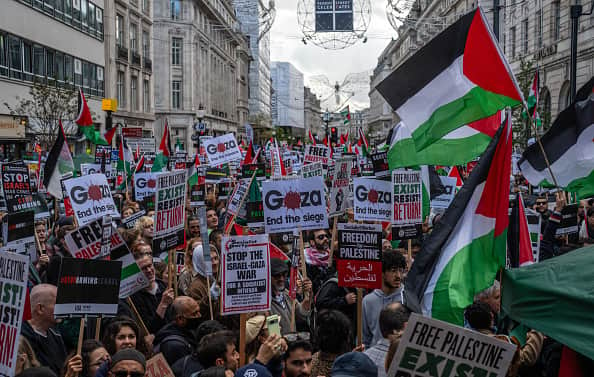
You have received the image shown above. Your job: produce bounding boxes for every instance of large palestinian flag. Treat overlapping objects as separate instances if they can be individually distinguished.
[43,121,75,199]
[404,111,512,325]
[377,7,522,152]
[387,111,501,169]
[519,78,594,198]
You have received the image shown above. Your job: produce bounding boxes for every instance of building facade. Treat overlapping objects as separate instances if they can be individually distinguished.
[1,0,106,156]
[233,0,272,136]
[153,0,249,151]
[271,61,304,136]
[304,86,322,139]
[104,0,155,138]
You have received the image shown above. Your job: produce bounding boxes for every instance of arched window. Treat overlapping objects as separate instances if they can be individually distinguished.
[540,86,551,130]
[558,80,570,112]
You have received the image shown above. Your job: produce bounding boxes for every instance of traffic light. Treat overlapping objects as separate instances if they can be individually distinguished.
[330,127,338,144]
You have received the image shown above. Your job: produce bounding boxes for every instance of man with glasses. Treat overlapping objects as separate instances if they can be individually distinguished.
[107,349,146,377]
[533,195,551,233]
[283,336,313,377]
[362,250,406,348]
[304,229,332,293]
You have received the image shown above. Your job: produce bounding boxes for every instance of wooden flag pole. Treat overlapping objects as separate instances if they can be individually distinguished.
[356,288,363,346]
[407,239,413,270]
[77,317,86,355]
[525,108,560,188]
[239,226,249,366]
[328,219,338,267]
[127,297,150,336]
[94,318,101,341]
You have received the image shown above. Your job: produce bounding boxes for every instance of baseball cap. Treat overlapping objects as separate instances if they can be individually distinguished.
[235,363,272,377]
[270,258,288,276]
[331,352,378,377]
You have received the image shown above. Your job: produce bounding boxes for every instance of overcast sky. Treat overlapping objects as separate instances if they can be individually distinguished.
[269,1,398,109]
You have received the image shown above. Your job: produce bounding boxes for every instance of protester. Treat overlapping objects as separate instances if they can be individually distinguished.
[310,310,353,377]
[186,244,219,317]
[187,215,201,238]
[153,296,201,366]
[362,250,406,348]
[364,303,409,377]
[330,352,378,377]
[15,338,41,375]
[315,267,357,330]
[178,237,203,295]
[101,317,150,358]
[130,241,152,259]
[121,205,135,220]
[170,321,228,376]
[200,366,234,377]
[81,340,110,377]
[303,229,331,292]
[134,216,154,245]
[15,367,57,377]
[207,208,219,231]
[106,349,146,377]
[188,330,239,376]
[245,315,268,363]
[533,194,551,233]
[282,338,313,377]
[269,258,312,334]
[209,229,223,254]
[21,284,67,376]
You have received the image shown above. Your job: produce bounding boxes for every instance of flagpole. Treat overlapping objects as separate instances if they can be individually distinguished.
[524,108,560,188]
[119,126,130,201]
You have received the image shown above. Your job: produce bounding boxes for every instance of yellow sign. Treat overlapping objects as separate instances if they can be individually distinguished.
[102,98,118,112]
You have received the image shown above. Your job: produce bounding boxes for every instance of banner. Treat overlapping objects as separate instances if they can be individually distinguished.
[218,179,232,200]
[371,151,389,177]
[386,313,515,377]
[392,170,422,226]
[153,170,187,255]
[301,162,323,179]
[54,258,122,317]
[221,235,270,315]
[353,178,392,221]
[134,172,157,202]
[430,176,457,210]
[63,174,119,226]
[304,145,330,166]
[7,193,50,220]
[0,251,29,377]
[315,0,353,32]
[146,353,175,377]
[262,176,328,234]
[65,219,115,259]
[247,179,264,228]
[337,223,382,289]
[203,133,242,166]
[329,158,352,217]
[3,211,36,262]
[108,226,149,298]
[525,209,541,263]
[2,161,31,209]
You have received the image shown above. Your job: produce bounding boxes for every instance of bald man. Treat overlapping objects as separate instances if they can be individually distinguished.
[21,284,67,375]
[153,296,201,365]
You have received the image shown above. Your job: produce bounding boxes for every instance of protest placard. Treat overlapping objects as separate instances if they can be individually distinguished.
[262,176,328,234]
[247,179,264,228]
[197,206,212,276]
[360,160,374,177]
[95,146,112,164]
[121,209,147,230]
[525,209,541,262]
[329,158,353,217]
[63,173,120,226]
[0,251,29,377]
[304,145,330,166]
[55,258,122,317]
[242,163,265,181]
[218,179,232,200]
[145,353,175,377]
[3,210,36,262]
[2,162,32,209]
[371,151,389,177]
[431,176,457,210]
[337,223,382,289]
[392,170,423,226]
[227,178,251,216]
[556,203,578,236]
[203,133,242,166]
[189,166,206,207]
[7,193,50,220]
[386,313,515,377]
[301,162,323,179]
[153,170,187,256]
[65,218,114,259]
[134,172,157,201]
[81,163,115,179]
[353,178,392,222]
[221,235,270,315]
[205,167,227,183]
[108,227,149,298]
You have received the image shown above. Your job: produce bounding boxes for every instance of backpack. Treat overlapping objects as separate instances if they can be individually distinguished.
[310,277,340,333]
[153,334,192,356]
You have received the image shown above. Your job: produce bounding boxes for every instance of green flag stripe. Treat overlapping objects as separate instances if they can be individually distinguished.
[122,262,141,279]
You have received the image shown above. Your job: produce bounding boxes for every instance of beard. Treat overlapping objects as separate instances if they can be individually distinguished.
[384,278,401,290]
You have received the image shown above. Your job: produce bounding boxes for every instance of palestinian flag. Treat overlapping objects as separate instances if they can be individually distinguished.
[134,155,145,174]
[376,7,522,152]
[341,106,351,125]
[242,141,255,165]
[519,77,594,198]
[387,111,501,169]
[118,138,133,172]
[159,119,172,157]
[308,129,316,145]
[404,112,511,325]
[151,153,169,172]
[104,127,117,144]
[187,155,201,186]
[421,166,446,219]
[43,121,74,199]
[448,166,464,188]
[75,88,109,145]
[522,70,539,119]
[507,193,534,268]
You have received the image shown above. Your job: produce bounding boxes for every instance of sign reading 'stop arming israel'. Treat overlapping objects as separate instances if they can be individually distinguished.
[315,0,353,32]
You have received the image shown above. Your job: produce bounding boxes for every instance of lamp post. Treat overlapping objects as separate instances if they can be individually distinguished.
[193,103,206,155]
[569,1,593,102]
[322,109,332,143]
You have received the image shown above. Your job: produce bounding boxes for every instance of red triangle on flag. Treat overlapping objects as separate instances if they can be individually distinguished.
[75,88,94,126]
[104,127,117,144]
[159,120,172,157]
[517,193,534,266]
[448,166,464,187]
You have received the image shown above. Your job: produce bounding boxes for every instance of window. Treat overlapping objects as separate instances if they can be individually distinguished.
[74,58,82,87]
[23,42,32,74]
[81,0,88,28]
[0,34,7,76]
[172,80,181,108]
[130,23,138,52]
[171,38,182,65]
[117,71,126,106]
[72,0,81,27]
[46,50,55,79]
[64,54,73,84]
[535,10,542,49]
[143,79,150,112]
[171,0,181,20]
[131,76,138,111]
[55,52,64,82]
[9,36,21,79]
[553,1,560,40]
[56,0,64,15]
[142,31,150,58]
[510,26,516,57]
[33,45,44,76]
[116,14,124,46]
[65,0,72,19]
[143,0,149,12]
[96,8,103,37]
[522,19,528,53]
[97,66,104,96]
[88,3,96,33]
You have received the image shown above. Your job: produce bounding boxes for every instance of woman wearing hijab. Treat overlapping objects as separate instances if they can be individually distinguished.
[187,244,220,318]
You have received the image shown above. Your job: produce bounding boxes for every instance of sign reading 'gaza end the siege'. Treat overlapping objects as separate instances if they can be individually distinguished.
[337,223,382,290]
[63,174,120,226]
[153,170,187,255]
[202,133,242,166]
[386,313,515,377]
[353,177,392,222]
[134,173,157,201]
[262,176,328,234]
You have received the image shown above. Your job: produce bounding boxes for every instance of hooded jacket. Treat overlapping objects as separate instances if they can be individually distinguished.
[153,322,198,366]
[362,287,403,348]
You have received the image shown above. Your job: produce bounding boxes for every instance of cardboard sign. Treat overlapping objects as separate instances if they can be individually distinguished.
[3,211,36,262]
[227,178,251,216]
[0,251,29,377]
[262,176,328,234]
[337,223,382,289]
[2,162,32,209]
[94,146,112,164]
[203,133,242,166]
[55,258,122,317]
[134,172,157,202]
[525,208,541,263]
[392,170,423,225]
[221,235,270,314]
[304,145,330,166]
[386,313,515,377]
[121,209,147,230]
[431,176,457,210]
[146,353,175,377]
[353,178,392,222]
[392,224,422,241]
[189,166,206,207]
[301,161,323,179]
[63,174,120,226]
[205,167,227,183]
[556,204,578,236]
[8,193,50,220]
[329,158,353,217]
[371,151,389,177]
[65,219,114,260]
[153,170,187,255]
[109,227,149,298]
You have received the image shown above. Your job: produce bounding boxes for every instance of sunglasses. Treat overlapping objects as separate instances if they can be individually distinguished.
[316,234,329,240]
[111,371,145,377]
[284,332,310,342]
[536,202,547,206]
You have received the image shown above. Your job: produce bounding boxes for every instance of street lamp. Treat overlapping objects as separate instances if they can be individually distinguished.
[196,103,206,122]
[193,104,206,154]
[322,109,332,143]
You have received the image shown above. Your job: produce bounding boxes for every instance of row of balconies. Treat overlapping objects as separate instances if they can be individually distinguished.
[117,45,152,72]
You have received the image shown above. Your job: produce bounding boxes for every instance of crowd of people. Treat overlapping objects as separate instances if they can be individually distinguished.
[13,169,594,377]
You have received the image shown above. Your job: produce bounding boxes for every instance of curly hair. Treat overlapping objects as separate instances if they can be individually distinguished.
[314,310,353,355]
[102,317,150,358]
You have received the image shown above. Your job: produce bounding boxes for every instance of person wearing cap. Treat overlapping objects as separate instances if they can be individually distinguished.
[269,258,312,335]
[244,315,285,376]
[330,352,378,377]
[107,349,146,377]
